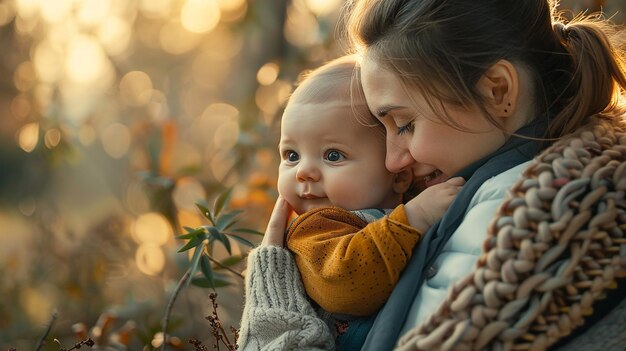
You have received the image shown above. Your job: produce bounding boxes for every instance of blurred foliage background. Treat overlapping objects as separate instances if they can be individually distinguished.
[0,0,623,349]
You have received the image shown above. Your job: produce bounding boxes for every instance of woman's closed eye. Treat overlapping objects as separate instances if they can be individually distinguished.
[397,120,415,135]
[324,149,346,163]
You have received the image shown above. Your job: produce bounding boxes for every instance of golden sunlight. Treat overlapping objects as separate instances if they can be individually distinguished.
[217,0,246,12]
[33,40,63,83]
[65,35,110,83]
[139,0,172,19]
[77,0,112,27]
[159,19,202,54]
[97,16,132,56]
[284,1,320,47]
[304,0,343,16]
[181,0,220,34]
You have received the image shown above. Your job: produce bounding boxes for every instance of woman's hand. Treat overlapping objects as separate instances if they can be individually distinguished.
[261,196,292,247]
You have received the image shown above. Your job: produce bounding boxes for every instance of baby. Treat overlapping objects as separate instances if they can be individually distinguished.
[277,55,463,318]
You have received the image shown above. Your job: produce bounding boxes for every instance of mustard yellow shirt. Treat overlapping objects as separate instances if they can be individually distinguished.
[286,205,421,316]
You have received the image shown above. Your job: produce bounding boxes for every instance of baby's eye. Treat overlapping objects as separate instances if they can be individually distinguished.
[285,150,299,163]
[325,150,345,162]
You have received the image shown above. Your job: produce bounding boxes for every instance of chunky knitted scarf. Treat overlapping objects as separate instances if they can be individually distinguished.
[396,118,626,351]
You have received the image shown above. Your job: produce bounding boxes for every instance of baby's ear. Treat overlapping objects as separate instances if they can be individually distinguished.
[392,169,413,194]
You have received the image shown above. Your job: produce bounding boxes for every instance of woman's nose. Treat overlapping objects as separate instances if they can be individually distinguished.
[296,161,321,182]
[386,139,415,173]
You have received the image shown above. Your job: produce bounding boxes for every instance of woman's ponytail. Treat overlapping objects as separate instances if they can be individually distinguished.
[550,17,626,137]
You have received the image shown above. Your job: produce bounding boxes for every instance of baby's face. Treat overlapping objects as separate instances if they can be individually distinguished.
[277,99,401,215]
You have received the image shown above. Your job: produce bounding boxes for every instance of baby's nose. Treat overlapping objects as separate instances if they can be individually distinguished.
[296,161,321,182]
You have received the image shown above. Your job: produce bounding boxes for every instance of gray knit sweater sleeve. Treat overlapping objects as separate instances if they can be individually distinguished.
[238,245,335,351]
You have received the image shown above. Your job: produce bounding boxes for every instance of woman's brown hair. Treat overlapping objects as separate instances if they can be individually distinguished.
[346,0,626,139]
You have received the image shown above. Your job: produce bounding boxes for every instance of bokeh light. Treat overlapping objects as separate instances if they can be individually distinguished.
[77,0,112,27]
[181,0,221,34]
[125,180,151,215]
[135,243,166,276]
[172,177,206,211]
[217,0,246,12]
[20,285,56,325]
[304,0,343,16]
[17,122,39,152]
[39,0,72,24]
[44,128,61,149]
[78,124,97,145]
[255,79,292,118]
[33,40,64,83]
[101,122,131,158]
[65,34,110,83]
[13,61,36,92]
[284,1,320,47]
[132,212,172,245]
[139,0,173,19]
[120,71,154,107]
[159,19,202,54]
[97,16,132,56]
[257,62,280,86]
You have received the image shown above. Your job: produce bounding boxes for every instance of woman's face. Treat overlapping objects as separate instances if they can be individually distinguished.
[360,55,507,183]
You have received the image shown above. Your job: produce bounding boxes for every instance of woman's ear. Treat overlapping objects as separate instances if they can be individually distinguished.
[477,59,519,119]
[392,169,413,194]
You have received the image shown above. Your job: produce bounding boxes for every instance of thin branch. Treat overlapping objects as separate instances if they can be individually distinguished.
[161,269,191,351]
[35,310,58,351]
[207,254,244,279]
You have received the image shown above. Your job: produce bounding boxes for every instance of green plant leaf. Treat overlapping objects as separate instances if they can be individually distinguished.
[224,233,255,248]
[216,255,244,268]
[187,245,204,287]
[200,254,215,289]
[191,274,231,288]
[216,210,243,231]
[208,226,231,255]
[176,227,205,240]
[195,201,215,225]
[213,188,233,218]
[177,234,204,253]
[232,228,264,236]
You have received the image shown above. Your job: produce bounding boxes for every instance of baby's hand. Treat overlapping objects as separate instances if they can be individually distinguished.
[261,196,292,247]
[404,177,465,233]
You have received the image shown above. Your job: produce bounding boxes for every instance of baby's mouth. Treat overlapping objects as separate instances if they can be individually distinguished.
[423,170,446,187]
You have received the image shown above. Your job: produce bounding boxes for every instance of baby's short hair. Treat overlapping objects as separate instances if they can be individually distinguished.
[288,54,375,127]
